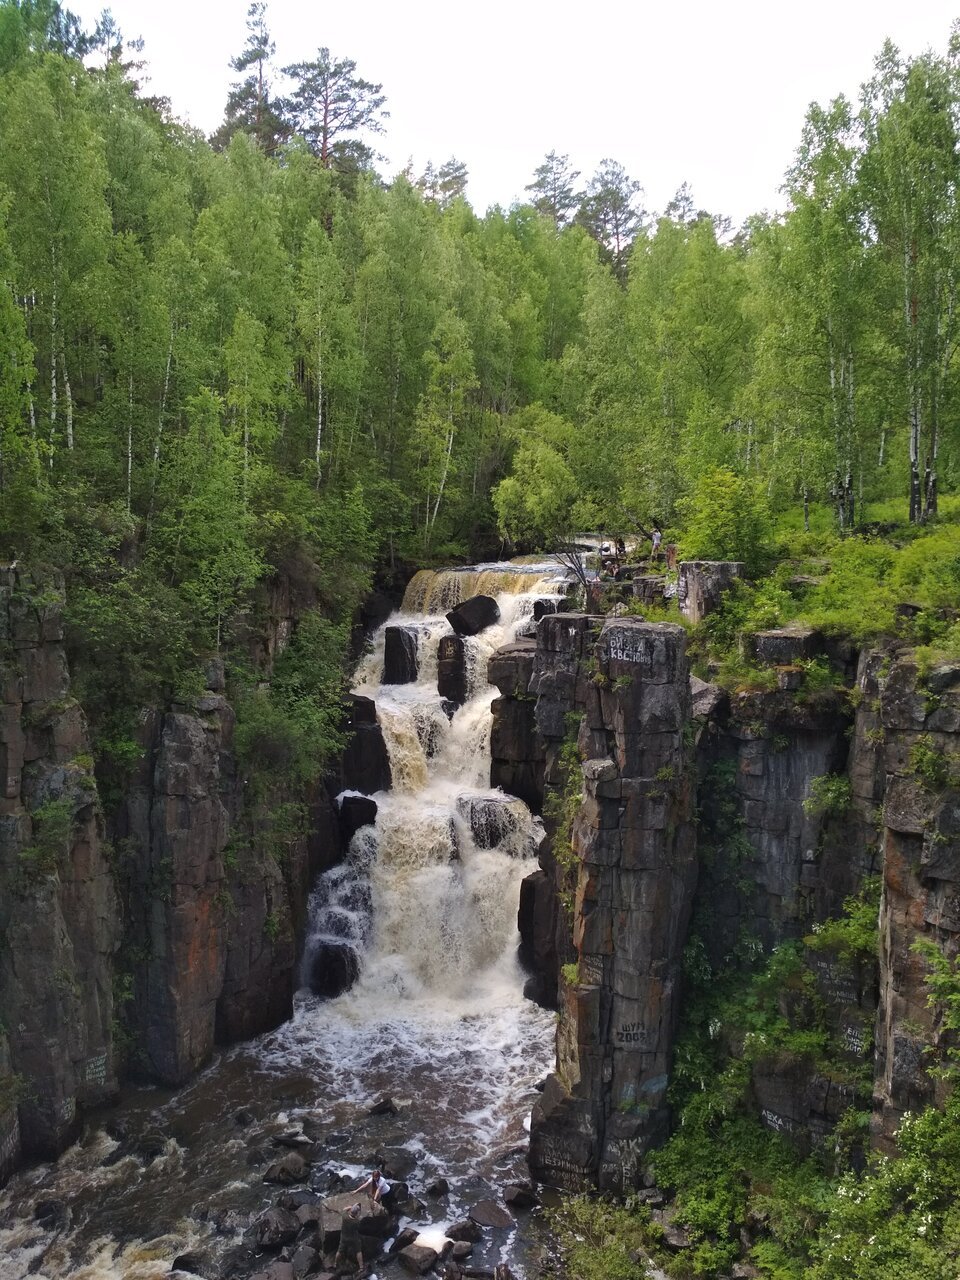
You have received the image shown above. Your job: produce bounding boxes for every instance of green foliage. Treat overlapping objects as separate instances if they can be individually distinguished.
[678,467,772,573]
[547,1194,660,1280]
[802,773,852,818]
[805,879,881,963]
[543,713,585,921]
[909,735,960,792]
[18,796,74,883]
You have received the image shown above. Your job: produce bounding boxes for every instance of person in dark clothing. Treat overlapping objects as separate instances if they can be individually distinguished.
[335,1202,365,1276]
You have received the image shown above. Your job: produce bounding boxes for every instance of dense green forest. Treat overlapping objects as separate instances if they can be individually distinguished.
[6,5,960,1278]
[3,2,960,712]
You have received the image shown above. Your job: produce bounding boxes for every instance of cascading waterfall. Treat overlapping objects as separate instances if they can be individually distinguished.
[306,565,568,1003]
[0,560,572,1280]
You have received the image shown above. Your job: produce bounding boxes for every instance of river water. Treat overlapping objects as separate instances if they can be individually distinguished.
[0,562,570,1280]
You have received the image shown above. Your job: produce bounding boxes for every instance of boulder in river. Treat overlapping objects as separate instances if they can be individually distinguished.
[307,941,360,999]
[437,634,467,706]
[338,794,378,843]
[456,793,522,850]
[446,594,500,636]
[468,1198,513,1228]
[368,1095,399,1116]
[250,1207,300,1249]
[503,1181,540,1209]
[383,625,419,684]
[376,1145,418,1179]
[263,1151,308,1184]
[446,1218,482,1242]
[397,1243,437,1274]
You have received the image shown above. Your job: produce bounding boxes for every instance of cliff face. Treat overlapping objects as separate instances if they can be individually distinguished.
[490,606,960,1186]
[0,568,342,1175]
[522,616,698,1190]
[872,655,960,1148]
[0,567,118,1162]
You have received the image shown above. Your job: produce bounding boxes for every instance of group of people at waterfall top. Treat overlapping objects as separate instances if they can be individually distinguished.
[600,528,661,577]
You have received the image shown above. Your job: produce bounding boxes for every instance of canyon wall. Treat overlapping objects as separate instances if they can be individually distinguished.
[0,567,343,1174]
[490,604,960,1188]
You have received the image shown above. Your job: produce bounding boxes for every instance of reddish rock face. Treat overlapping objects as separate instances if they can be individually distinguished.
[0,566,118,1161]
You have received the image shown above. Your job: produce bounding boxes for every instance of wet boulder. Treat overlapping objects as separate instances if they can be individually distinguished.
[217,1245,259,1278]
[320,1191,394,1239]
[467,1199,513,1228]
[398,1243,438,1274]
[338,794,377,844]
[456,794,522,850]
[383,626,419,684]
[368,1095,398,1116]
[171,1252,211,1278]
[307,941,360,999]
[263,1151,308,1184]
[437,634,467,706]
[289,1246,317,1280]
[503,1182,540,1209]
[248,1264,294,1280]
[377,1145,418,1179]
[446,1219,482,1242]
[446,594,500,637]
[389,1227,420,1254]
[250,1207,301,1249]
[340,696,391,795]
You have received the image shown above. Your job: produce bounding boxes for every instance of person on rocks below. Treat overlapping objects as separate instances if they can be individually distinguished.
[355,1167,391,1203]
[335,1201,366,1276]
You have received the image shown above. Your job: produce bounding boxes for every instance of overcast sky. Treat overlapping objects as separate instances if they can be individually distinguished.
[71,0,956,227]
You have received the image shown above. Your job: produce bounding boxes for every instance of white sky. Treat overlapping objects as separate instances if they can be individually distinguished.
[71,0,956,227]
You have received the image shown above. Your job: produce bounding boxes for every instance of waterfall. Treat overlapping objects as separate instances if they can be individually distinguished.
[0,560,573,1280]
[305,564,569,1007]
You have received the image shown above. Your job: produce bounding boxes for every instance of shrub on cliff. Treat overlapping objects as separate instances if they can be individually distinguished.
[678,467,772,574]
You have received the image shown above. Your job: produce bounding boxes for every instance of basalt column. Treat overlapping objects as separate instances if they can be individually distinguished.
[873,656,960,1149]
[529,619,697,1191]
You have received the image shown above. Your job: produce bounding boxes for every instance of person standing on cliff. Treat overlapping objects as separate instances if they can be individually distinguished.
[651,528,662,557]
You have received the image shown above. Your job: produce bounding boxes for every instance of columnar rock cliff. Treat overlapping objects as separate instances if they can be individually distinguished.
[488,602,960,1188]
[0,568,342,1174]
[0,567,117,1160]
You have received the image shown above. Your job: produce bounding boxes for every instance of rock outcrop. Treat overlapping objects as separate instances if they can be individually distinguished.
[528,617,698,1190]
[873,655,960,1148]
[485,606,960,1187]
[0,567,118,1158]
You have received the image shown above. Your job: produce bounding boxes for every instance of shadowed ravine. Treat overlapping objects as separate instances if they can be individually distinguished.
[0,563,572,1280]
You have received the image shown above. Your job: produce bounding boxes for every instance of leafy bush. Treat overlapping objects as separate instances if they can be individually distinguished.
[805,879,881,962]
[19,797,74,882]
[802,774,852,818]
[547,1194,660,1280]
[678,467,772,573]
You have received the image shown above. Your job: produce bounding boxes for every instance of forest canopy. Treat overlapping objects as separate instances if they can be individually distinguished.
[1,0,960,747]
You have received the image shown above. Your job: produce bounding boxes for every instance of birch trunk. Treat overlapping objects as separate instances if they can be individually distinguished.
[61,347,73,451]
